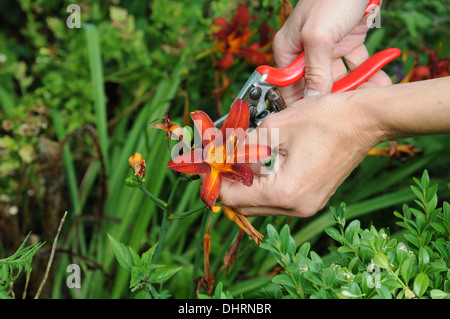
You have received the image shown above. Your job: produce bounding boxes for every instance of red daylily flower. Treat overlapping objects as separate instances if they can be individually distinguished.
[211,5,274,71]
[167,99,272,210]
[401,48,449,83]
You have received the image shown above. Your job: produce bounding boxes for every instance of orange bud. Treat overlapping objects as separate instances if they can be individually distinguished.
[128,153,146,178]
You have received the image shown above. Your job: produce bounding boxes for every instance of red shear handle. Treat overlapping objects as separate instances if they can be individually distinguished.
[256,0,382,87]
[332,48,401,93]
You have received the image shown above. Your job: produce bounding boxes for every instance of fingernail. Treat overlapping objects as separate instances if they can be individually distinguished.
[303,89,321,98]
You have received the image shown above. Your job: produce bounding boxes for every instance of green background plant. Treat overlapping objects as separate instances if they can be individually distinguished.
[260,171,449,299]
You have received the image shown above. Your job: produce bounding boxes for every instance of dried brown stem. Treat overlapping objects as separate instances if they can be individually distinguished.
[34,211,68,299]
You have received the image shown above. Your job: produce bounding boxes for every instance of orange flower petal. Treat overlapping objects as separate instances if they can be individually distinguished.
[236,143,272,163]
[221,99,250,138]
[167,149,210,175]
[215,52,235,71]
[222,205,263,245]
[190,110,219,148]
[200,169,222,210]
[229,5,250,31]
[223,230,245,275]
[221,163,253,187]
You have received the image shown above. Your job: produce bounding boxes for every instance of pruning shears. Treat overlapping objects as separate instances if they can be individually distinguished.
[214,0,401,129]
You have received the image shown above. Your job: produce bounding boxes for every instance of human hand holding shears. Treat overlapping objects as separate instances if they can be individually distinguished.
[216,0,403,217]
[214,0,397,130]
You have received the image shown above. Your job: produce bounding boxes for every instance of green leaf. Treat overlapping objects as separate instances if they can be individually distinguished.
[373,252,390,269]
[213,282,226,299]
[325,227,346,245]
[141,242,158,267]
[298,242,310,257]
[418,247,430,272]
[107,234,134,272]
[377,284,392,299]
[426,184,438,206]
[413,272,429,297]
[396,242,408,265]
[420,170,430,190]
[344,220,360,244]
[0,289,12,299]
[337,246,353,254]
[272,273,296,289]
[443,202,450,226]
[322,268,336,287]
[130,265,147,288]
[303,271,324,287]
[430,289,449,299]
[401,256,416,285]
[430,222,447,234]
[432,241,449,261]
[410,185,425,203]
[427,259,448,275]
[280,225,295,256]
[266,224,279,240]
[404,233,420,249]
[149,266,182,284]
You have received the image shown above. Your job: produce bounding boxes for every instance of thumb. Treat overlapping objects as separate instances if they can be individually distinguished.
[301,38,335,97]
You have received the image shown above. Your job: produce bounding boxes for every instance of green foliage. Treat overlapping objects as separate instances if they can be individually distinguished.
[261,171,450,299]
[107,234,181,299]
[0,233,44,299]
[198,282,235,300]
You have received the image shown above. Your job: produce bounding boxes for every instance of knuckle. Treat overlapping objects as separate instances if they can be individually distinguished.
[301,24,336,48]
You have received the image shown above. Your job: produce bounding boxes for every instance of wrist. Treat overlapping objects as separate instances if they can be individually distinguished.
[339,90,388,148]
[349,78,450,141]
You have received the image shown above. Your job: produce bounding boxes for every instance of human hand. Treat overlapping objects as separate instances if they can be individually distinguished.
[273,0,386,104]
[218,90,383,217]
[218,77,450,218]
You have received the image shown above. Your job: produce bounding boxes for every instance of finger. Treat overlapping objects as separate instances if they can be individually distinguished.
[273,27,306,105]
[219,174,275,208]
[342,43,370,70]
[358,70,392,89]
[343,44,393,88]
[302,33,335,97]
[235,205,293,217]
[332,58,349,82]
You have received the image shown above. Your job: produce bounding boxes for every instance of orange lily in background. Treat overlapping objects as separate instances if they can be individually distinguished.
[149,110,184,150]
[211,5,274,71]
[167,99,272,210]
[401,47,449,83]
[367,141,422,165]
[128,153,146,178]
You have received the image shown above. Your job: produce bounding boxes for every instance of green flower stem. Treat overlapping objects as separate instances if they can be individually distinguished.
[145,178,180,266]
[168,206,205,220]
[194,48,214,60]
[138,185,168,210]
[288,270,305,299]
[152,210,169,266]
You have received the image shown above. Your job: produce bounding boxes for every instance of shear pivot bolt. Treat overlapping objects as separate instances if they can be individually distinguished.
[249,86,262,100]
